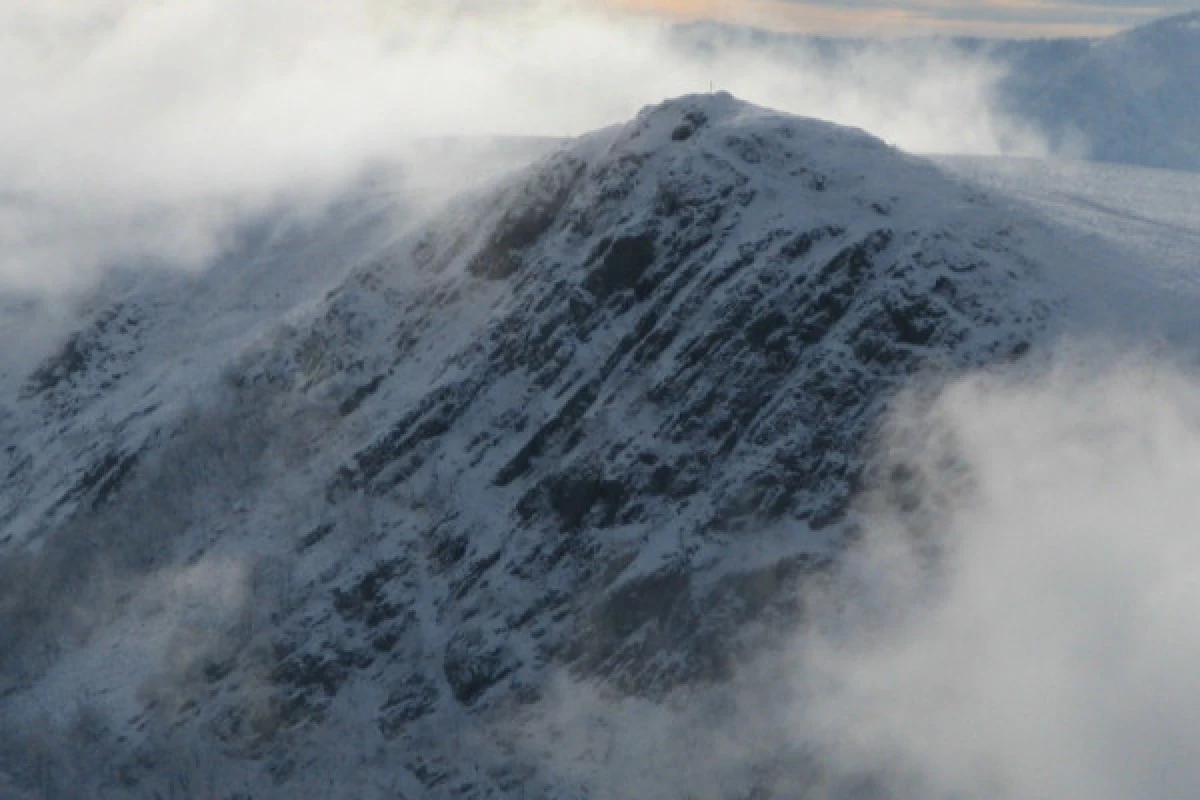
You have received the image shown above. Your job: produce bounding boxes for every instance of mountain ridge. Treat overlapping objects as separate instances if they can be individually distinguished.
[0,93,1192,797]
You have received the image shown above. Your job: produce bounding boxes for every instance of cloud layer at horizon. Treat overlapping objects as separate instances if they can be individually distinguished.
[604,0,1192,36]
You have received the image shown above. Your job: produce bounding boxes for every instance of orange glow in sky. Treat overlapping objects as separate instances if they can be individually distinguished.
[596,0,1172,37]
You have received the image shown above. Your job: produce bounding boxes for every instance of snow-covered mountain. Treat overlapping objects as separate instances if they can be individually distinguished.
[1,93,1198,798]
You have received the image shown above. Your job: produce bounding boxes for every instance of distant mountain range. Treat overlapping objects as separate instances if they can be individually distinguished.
[674,10,1200,171]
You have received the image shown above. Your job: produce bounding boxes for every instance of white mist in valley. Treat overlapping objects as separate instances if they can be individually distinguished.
[0,0,1047,293]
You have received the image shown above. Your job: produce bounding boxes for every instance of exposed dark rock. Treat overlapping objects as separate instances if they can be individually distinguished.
[467,157,585,280]
[332,560,406,628]
[379,676,440,739]
[443,630,519,706]
[517,467,632,531]
[338,374,385,415]
[584,232,658,300]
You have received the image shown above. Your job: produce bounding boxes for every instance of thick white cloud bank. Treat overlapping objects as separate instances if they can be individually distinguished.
[533,355,1200,800]
[801,357,1200,800]
[0,0,1048,292]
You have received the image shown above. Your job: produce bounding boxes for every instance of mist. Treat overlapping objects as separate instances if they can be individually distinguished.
[528,352,1200,800]
[0,0,1050,294]
[804,355,1200,800]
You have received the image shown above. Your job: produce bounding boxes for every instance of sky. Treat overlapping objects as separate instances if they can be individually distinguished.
[0,0,1064,295]
[604,0,1195,36]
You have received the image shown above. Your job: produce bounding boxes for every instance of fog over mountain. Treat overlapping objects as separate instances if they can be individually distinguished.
[0,0,1054,295]
[3,3,1196,299]
[3,5,1200,800]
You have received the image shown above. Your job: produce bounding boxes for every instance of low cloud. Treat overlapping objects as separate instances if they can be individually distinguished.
[531,351,1200,800]
[799,354,1200,800]
[0,0,1051,293]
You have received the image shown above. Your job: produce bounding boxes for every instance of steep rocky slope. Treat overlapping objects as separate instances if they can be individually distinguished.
[0,93,1158,797]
